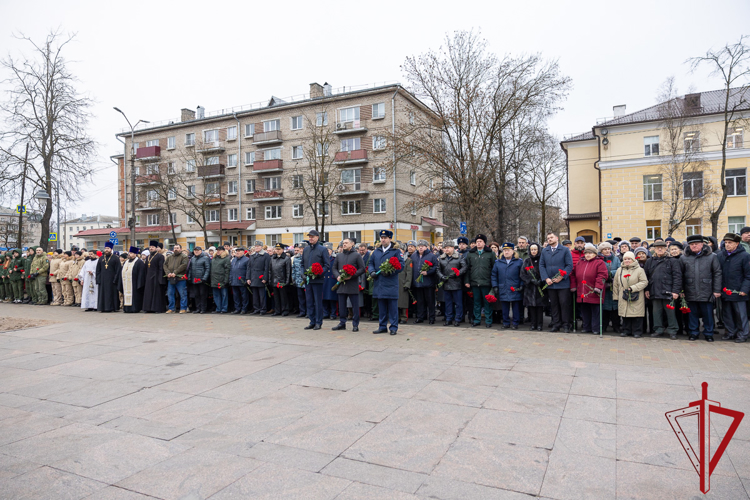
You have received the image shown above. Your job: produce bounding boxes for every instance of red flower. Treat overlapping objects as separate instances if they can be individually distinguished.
[485,294,497,303]
[559,270,567,276]
[193,278,200,284]
[73,278,78,281]
[343,264,358,276]
[582,280,587,284]
[451,267,460,277]
[239,276,243,281]
[311,263,324,275]
[388,256,402,270]
[727,289,733,295]
[607,260,612,264]
[510,286,516,292]
[580,293,585,299]
[359,284,364,291]
[623,274,631,278]
[467,291,474,298]
[259,275,264,279]
[217,283,221,289]
[276,283,282,288]
[425,261,433,267]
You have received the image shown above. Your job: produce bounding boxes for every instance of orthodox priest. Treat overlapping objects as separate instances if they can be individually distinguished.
[78,250,99,311]
[120,246,147,313]
[96,242,122,312]
[142,240,167,313]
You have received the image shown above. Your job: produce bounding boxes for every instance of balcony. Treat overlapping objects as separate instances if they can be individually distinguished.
[135,174,160,185]
[253,190,284,201]
[333,122,367,135]
[197,142,225,153]
[253,159,283,173]
[253,130,283,146]
[333,149,368,165]
[136,146,160,160]
[197,164,225,179]
[135,201,161,211]
[337,183,368,196]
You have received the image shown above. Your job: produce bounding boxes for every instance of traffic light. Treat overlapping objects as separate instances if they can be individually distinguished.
[128,217,134,229]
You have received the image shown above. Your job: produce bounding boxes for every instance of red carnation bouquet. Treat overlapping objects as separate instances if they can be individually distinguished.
[723,287,742,296]
[304,262,324,284]
[368,256,402,281]
[541,269,568,290]
[438,266,460,288]
[670,293,690,314]
[332,264,358,290]
[416,260,434,283]
[485,291,497,303]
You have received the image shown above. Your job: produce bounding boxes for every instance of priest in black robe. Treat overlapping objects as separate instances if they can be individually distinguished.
[142,240,167,313]
[119,246,147,313]
[96,242,122,312]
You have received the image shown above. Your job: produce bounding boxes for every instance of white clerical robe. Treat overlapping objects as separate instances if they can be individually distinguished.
[78,259,98,309]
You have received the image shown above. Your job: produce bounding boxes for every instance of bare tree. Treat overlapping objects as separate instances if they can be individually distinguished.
[527,132,566,238]
[689,36,750,237]
[0,30,96,247]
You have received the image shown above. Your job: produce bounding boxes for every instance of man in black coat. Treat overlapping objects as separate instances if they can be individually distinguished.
[718,233,750,342]
[247,241,271,314]
[457,236,473,324]
[644,240,682,339]
[331,238,366,331]
[142,241,167,313]
[302,230,329,330]
[96,241,121,313]
[680,234,722,342]
[269,243,291,316]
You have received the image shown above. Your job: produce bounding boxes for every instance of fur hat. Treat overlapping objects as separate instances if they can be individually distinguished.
[634,247,649,256]
[379,230,393,239]
[417,239,429,247]
[407,240,417,247]
[723,232,741,243]
[253,240,264,247]
[474,234,487,244]
[686,234,703,244]
[597,241,613,251]
[584,243,598,253]
[457,236,469,245]
[622,251,636,262]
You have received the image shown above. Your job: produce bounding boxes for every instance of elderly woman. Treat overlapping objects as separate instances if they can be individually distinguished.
[570,243,608,334]
[612,251,649,338]
[618,241,631,257]
[598,242,621,333]
[634,246,654,333]
[520,242,547,331]
[491,242,523,329]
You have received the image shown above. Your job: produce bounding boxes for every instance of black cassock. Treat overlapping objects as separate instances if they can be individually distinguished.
[142,252,167,313]
[119,258,147,313]
[96,254,122,312]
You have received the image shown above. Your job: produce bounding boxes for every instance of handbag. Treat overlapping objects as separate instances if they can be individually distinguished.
[622,289,639,301]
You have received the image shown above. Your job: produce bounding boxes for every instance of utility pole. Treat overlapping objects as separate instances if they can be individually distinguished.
[16,143,29,248]
[113,108,149,249]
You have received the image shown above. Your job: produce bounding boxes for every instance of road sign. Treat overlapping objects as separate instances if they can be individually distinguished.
[0,248,6,251]
[606,233,612,239]
[109,231,117,238]
[459,222,467,235]
[48,232,57,242]
[15,205,26,214]
[110,238,119,245]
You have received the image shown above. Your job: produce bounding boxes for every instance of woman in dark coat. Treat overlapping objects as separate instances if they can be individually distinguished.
[520,243,547,331]
[491,243,524,329]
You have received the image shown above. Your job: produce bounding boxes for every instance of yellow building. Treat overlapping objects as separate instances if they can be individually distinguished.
[561,88,750,243]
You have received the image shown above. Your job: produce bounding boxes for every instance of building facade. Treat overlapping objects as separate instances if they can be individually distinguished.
[63,214,119,250]
[0,207,43,250]
[108,82,445,250]
[562,88,750,242]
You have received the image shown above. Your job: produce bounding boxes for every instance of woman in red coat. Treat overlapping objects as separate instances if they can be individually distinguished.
[570,243,608,334]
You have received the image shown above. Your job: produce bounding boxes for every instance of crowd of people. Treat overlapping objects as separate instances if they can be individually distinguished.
[2,227,749,342]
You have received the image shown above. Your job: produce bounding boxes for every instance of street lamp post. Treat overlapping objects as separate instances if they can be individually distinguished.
[113,107,149,249]
[34,180,60,250]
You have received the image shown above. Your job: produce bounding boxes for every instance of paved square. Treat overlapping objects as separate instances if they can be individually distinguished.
[0,304,749,499]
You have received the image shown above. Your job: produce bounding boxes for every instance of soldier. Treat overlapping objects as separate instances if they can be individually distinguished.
[0,252,9,302]
[302,230,330,330]
[29,246,50,305]
[368,230,404,335]
[49,249,64,306]
[8,249,25,303]
[58,251,75,306]
[69,251,85,306]
[24,247,37,304]
[463,234,497,328]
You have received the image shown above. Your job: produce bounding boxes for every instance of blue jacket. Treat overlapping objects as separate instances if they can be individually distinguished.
[411,249,438,288]
[292,255,305,288]
[367,244,403,300]
[539,245,573,290]
[491,256,523,301]
[229,254,249,286]
[302,242,329,284]
[718,245,750,302]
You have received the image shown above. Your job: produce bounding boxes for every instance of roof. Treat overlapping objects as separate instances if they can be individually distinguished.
[64,215,119,224]
[421,216,447,228]
[561,131,595,143]
[75,226,181,237]
[565,212,601,221]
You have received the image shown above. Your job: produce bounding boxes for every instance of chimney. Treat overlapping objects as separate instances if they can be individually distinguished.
[613,104,626,117]
[323,82,332,97]
[181,108,195,122]
[685,93,702,112]
[196,106,205,119]
[310,82,324,99]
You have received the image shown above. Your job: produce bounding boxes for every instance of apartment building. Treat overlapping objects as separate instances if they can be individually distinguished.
[561,87,750,242]
[0,207,43,250]
[106,82,445,250]
[63,214,119,250]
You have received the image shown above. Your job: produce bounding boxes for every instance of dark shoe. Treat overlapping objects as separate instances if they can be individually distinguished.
[620,332,627,337]
[198,310,205,314]
[612,327,621,334]
[550,327,560,333]
[370,317,379,322]
[562,328,570,333]
[399,319,407,324]
[296,313,306,318]
[272,312,281,316]
[581,330,592,334]
[373,328,387,334]
[634,334,642,338]
[259,312,266,316]
[511,325,518,330]
[443,321,450,326]
[471,323,480,328]
[390,330,397,335]
[414,319,424,324]
[670,334,677,340]
[688,335,698,341]
[485,323,491,328]
[352,327,359,332]
[429,320,435,325]
[529,325,536,331]
[282,312,289,317]
[304,324,315,330]
[722,334,736,341]
[650,332,662,338]
[454,321,460,327]
[501,324,509,329]
[705,336,714,342]
[735,337,747,343]
[192,310,200,314]
[231,310,240,315]
[313,324,321,330]
[332,324,346,331]
[212,311,220,314]
[329,315,337,320]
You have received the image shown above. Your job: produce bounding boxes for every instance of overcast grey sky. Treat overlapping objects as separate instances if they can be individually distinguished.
[2,0,748,220]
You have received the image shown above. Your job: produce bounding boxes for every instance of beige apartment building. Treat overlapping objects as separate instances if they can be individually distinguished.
[89,82,445,251]
[561,87,750,242]
[0,207,43,250]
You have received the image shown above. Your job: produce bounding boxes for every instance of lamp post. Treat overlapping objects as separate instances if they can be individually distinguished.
[113,107,149,249]
[33,180,60,251]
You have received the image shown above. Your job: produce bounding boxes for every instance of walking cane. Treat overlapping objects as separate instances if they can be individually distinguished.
[599,285,604,338]
[573,294,576,332]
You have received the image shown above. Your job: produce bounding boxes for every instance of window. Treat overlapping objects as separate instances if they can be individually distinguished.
[683,171,703,199]
[340,138,360,152]
[374,198,386,213]
[227,154,237,167]
[264,176,281,190]
[170,212,177,224]
[185,133,195,146]
[186,211,195,224]
[291,116,303,130]
[146,164,159,175]
[227,208,238,221]
[729,216,746,234]
[167,162,176,175]
[205,182,220,195]
[644,136,660,156]
[227,126,237,140]
[265,205,282,219]
[373,135,386,150]
[726,169,747,196]
[339,107,360,124]
[245,179,255,193]
[263,119,281,132]
[643,174,662,201]
[264,148,281,161]
[246,207,256,220]
[410,171,416,185]
[684,131,700,153]
[428,205,434,217]
[206,156,219,165]
[204,129,219,143]
[341,200,361,215]
[373,167,386,183]
[146,139,159,147]
[728,127,744,149]
[316,142,329,157]
[227,181,237,195]
[245,151,255,165]
[244,123,255,137]
[134,191,140,203]
[319,172,329,185]
[372,103,385,119]
[168,188,177,201]
[293,204,304,218]
[147,214,159,226]
[186,159,196,172]
[343,231,362,243]
[317,202,329,217]
[167,137,175,149]
[646,220,661,240]
[316,112,328,127]
[266,234,281,247]
[186,185,196,198]
[411,205,417,216]
[135,215,141,227]
[409,111,415,125]
[292,145,303,159]
[686,218,702,236]
[293,233,304,244]
[291,175,303,189]
[206,210,219,223]
[147,190,158,201]
[341,169,361,190]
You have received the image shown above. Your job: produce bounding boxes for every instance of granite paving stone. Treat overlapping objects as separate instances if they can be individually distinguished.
[539,448,616,500]
[483,386,569,416]
[462,408,560,449]
[333,481,420,500]
[0,465,106,500]
[563,394,617,423]
[553,417,617,458]
[321,456,427,493]
[240,442,336,473]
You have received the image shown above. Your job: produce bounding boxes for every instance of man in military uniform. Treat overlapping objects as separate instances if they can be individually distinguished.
[29,247,50,305]
[368,230,404,335]
[8,249,25,303]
